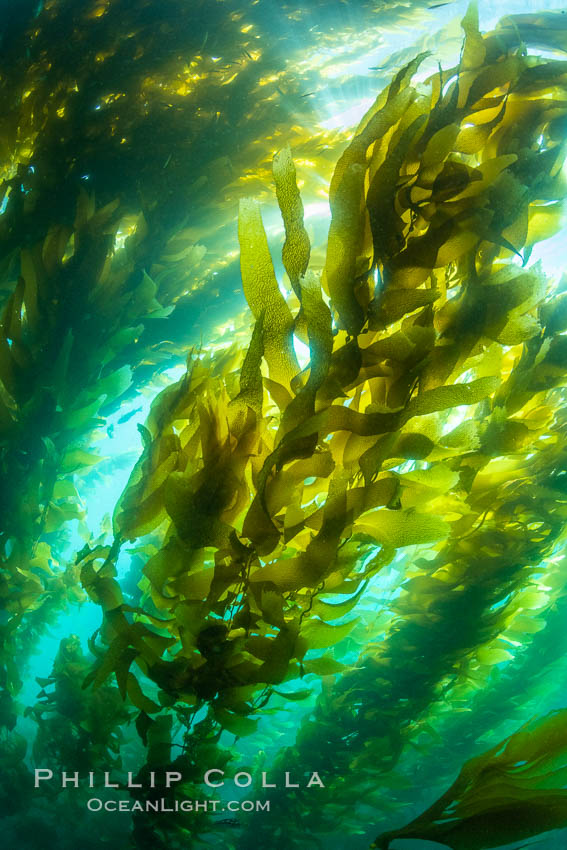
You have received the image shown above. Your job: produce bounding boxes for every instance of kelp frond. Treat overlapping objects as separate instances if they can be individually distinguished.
[69,8,567,850]
[374,709,567,849]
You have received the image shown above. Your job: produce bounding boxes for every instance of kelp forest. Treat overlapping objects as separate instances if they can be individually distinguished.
[2,1,567,849]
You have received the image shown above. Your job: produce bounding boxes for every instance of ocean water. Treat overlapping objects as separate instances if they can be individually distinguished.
[1,1,567,849]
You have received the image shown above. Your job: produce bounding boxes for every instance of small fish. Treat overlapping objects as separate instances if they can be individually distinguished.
[429,2,451,7]
[242,47,253,60]
[117,406,143,425]
[301,92,316,98]
[215,818,240,827]
[163,153,172,169]
[199,30,208,51]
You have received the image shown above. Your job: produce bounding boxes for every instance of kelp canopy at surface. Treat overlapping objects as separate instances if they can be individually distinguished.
[2,3,567,850]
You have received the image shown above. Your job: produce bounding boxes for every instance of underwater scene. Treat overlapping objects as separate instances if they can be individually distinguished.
[3,0,567,848]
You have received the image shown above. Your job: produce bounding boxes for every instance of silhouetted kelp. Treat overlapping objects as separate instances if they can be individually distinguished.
[0,183,210,709]
[27,634,131,773]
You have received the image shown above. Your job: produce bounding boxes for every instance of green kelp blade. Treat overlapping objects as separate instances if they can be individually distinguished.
[238,197,299,386]
[373,709,567,850]
[272,144,310,297]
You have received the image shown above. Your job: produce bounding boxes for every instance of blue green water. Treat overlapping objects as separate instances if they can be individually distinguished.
[2,1,567,849]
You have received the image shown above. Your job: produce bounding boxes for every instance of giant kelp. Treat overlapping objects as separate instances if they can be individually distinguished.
[0,0,304,225]
[236,23,567,850]
[0,163,213,730]
[374,708,567,849]
[0,0,342,307]
[0,0,317,726]
[0,0,472,363]
[27,634,131,774]
[71,8,567,850]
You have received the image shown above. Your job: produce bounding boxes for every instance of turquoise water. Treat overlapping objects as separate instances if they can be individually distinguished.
[2,1,567,849]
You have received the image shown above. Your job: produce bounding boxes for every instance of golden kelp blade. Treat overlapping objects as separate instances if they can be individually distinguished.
[233,7,567,848]
[272,144,311,297]
[238,196,299,385]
